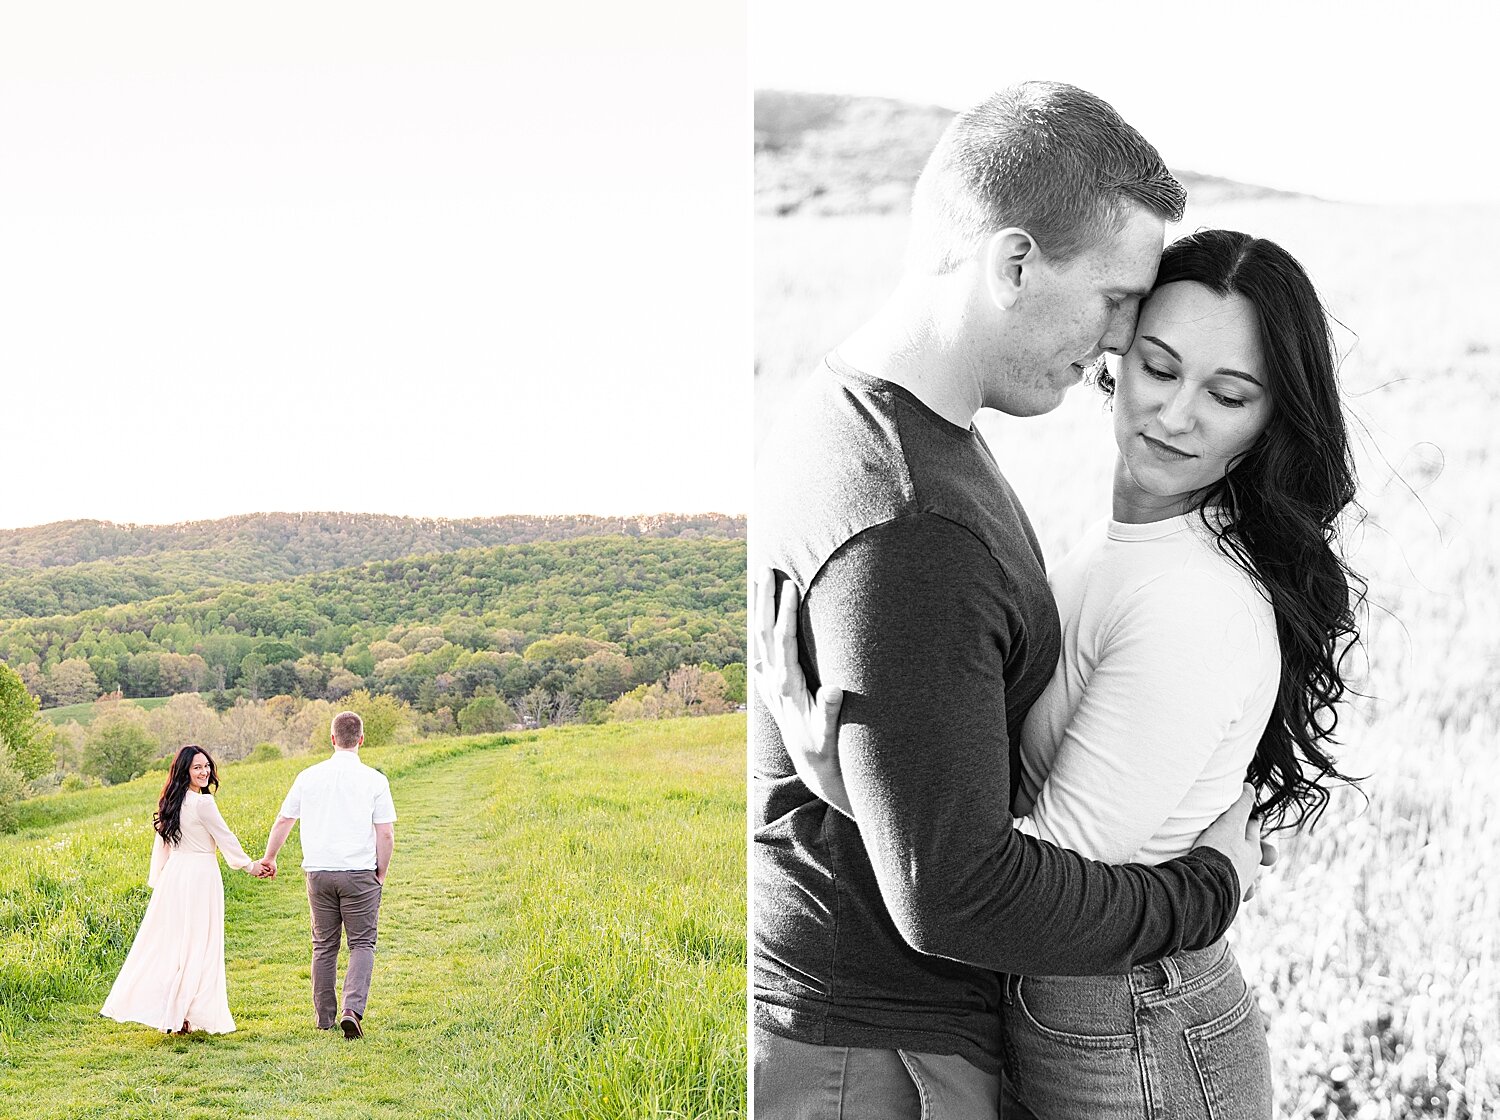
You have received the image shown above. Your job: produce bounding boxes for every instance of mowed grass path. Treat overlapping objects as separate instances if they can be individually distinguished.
[2,716,745,1119]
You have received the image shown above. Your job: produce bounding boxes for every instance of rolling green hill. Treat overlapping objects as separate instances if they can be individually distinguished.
[0,512,744,619]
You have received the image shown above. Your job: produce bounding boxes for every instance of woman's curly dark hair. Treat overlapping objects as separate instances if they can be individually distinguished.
[154,745,219,845]
[1095,229,1365,831]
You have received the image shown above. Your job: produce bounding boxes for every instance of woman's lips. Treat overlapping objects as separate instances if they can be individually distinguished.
[1142,434,1194,458]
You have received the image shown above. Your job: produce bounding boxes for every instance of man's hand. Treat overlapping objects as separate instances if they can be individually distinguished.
[260,856,277,879]
[1193,784,1274,902]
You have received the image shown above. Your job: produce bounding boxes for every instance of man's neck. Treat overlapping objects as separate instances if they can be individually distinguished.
[838,276,985,428]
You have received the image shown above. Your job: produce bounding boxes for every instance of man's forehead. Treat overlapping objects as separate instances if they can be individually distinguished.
[1094,209,1165,289]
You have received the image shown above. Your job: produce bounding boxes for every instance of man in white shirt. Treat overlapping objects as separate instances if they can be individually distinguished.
[262,710,397,1039]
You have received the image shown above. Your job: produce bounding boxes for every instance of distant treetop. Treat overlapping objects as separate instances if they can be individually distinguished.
[0,512,746,571]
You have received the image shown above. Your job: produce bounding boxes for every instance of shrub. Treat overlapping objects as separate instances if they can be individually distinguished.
[82,714,157,786]
[247,742,283,764]
[339,691,413,749]
[0,756,27,833]
[458,695,517,735]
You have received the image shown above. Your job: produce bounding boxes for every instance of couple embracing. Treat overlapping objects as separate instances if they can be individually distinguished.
[753,82,1361,1117]
[101,711,397,1040]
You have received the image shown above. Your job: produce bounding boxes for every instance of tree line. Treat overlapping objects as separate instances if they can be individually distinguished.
[0,536,745,721]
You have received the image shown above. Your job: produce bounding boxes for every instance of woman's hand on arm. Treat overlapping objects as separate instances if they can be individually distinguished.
[752,569,853,817]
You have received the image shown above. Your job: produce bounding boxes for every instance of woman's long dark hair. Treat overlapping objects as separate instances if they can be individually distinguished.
[154,745,219,845]
[1098,229,1365,830]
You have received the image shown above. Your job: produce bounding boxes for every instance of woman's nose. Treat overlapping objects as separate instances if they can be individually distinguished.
[1157,389,1195,433]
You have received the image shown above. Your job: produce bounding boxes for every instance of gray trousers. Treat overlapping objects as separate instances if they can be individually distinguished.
[755,1026,1001,1119]
[306,870,382,1028]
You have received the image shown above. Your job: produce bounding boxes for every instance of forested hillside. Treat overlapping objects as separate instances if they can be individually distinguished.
[0,535,745,720]
[0,512,743,618]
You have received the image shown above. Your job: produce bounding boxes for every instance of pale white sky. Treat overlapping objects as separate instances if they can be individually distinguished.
[0,1,748,529]
[753,0,1499,206]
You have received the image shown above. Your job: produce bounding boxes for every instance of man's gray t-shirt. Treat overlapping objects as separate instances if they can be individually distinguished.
[752,356,1239,1073]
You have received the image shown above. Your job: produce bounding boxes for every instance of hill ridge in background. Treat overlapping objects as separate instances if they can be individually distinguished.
[0,510,745,570]
[755,88,1320,218]
[0,511,745,621]
[0,535,744,647]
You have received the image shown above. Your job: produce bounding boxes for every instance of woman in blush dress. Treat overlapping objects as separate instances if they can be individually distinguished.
[101,745,269,1035]
[754,229,1364,1119]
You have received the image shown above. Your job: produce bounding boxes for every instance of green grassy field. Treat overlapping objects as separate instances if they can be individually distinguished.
[42,696,173,726]
[757,201,1500,1118]
[0,715,746,1119]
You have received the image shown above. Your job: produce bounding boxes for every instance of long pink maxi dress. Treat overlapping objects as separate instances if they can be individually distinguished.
[100,792,255,1034]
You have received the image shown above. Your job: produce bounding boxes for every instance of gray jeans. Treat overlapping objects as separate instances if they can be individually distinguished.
[754,1026,1001,1119]
[999,940,1271,1120]
[306,870,383,1028]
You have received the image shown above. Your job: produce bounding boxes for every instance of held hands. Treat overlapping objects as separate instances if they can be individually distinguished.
[1193,784,1278,903]
[752,569,853,817]
[247,856,277,879]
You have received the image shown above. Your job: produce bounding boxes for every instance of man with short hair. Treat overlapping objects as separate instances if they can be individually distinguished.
[753,82,1268,1115]
[262,710,396,1039]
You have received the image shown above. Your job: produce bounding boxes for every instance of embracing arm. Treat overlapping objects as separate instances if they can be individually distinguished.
[799,514,1240,976]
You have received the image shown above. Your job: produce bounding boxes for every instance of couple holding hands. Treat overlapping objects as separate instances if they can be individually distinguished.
[101,711,396,1040]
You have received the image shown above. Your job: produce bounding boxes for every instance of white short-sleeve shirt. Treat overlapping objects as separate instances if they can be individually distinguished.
[278,750,398,871]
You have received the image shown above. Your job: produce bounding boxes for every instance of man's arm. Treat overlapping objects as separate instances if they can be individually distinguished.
[374,822,394,884]
[261,815,297,876]
[802,513,1241,977]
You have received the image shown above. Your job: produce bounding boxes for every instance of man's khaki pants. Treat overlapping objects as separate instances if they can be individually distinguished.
[306,870,382,1028]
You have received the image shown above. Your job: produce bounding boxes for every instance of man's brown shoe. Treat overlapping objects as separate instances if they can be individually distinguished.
[339,1011,363,1039]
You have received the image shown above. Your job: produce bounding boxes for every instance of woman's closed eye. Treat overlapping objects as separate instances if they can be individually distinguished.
[1145,364,1250,409]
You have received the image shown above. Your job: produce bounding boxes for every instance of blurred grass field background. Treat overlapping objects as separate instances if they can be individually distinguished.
[756,191,1500,1118]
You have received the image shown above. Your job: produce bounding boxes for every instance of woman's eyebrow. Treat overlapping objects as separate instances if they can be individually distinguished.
[1141,334,1264,387]
[1140,334,1180,360]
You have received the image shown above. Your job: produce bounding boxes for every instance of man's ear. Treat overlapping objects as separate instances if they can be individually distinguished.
[982,227,1038,311]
